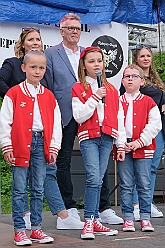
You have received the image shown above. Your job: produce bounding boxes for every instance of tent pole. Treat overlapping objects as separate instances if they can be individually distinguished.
[114,160,118,206]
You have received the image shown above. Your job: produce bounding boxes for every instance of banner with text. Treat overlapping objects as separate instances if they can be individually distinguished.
[0,22,128,89]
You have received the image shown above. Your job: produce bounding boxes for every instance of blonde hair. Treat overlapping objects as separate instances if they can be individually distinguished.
[133,47,164,91]
[14,28,43,58]
[78,48,107,91]
[60,13,81,28]
[123,64,145,78]
[23,50,46,65]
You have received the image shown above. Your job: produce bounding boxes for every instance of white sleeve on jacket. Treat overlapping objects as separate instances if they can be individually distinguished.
[72,93,101,124]
[49,100,62,155]
[0,95,13,151]
[115,99,126,149]
[136,105,162,147]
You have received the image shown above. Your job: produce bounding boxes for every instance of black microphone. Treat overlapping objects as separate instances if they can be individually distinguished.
[95,70,105,103]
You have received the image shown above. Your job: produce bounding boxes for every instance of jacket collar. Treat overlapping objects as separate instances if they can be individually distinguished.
[19,80,44,97]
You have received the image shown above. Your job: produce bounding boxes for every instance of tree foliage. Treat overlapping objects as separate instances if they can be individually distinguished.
[153,52,165,82]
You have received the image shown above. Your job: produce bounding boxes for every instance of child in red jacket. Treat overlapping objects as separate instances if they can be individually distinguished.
[72,46,126,239]
[0,50,62,246]
[118,64,161,232]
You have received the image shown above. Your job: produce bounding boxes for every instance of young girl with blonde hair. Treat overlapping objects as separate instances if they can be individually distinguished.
[72,46,126,239]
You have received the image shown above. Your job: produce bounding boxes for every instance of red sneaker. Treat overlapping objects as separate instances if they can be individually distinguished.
[30,229,54,243]
[14,231,32,246]
[140,220,154,232]
[81,220,95,239]
[122,220,135,231]
[94,220,118,235]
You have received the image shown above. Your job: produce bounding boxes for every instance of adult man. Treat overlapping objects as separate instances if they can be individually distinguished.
[44,13,123,225]
[44,14,83,227]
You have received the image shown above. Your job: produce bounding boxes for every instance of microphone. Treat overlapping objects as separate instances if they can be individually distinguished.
[95,70,105,103]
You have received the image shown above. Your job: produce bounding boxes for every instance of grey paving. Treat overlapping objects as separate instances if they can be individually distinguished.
[1,204,165,247]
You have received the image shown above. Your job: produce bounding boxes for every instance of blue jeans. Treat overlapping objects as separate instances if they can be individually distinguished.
[12,132,47,232]
[56,117,78,209]
[44,163,66,215]
[24,170,30,213]
[133,130,165,204]
[80,134,113,220]
[118,152,152,220]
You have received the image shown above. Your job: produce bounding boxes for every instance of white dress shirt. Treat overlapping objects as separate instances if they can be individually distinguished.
[125,92,140,138]
[63,43,80,80]
[26,82,43,132]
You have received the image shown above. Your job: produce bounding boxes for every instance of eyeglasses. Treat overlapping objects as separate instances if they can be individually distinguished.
[123,74,142,80]
[62,26,81,32]
[22,27,40,32]
[136,44,152,50]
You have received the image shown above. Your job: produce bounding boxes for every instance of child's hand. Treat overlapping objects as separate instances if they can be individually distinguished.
[117,152,125,161]
[49,153,57,165]
[162,104,165,114]
[96,86,106,99]
[126,141,140,151]
[125,143,132,153]
[4,151,14,165]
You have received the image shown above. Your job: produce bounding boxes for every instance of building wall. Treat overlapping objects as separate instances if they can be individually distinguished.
[145,23,165,52]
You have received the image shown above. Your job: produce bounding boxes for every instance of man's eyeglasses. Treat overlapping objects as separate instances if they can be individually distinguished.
[123,74,142,80]
[22,27,40,32]
[62,26,81,32]
[136,44,152,50]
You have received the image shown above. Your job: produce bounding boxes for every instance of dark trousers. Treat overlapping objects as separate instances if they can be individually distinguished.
[99,169,111,212]
[56,117,78,209]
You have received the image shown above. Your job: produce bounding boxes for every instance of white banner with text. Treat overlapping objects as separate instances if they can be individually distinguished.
[0,22,128,89]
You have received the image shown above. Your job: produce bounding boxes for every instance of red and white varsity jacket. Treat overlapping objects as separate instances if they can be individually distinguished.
[0,81,62,166]
[72,80,126,151]
[120,93,162,158]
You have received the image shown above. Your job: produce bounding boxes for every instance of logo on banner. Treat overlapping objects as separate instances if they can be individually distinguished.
[92,36,124,78]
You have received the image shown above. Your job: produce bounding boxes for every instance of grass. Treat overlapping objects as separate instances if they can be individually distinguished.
[1,195,51,214]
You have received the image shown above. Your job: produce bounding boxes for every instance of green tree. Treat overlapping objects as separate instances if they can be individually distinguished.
[153,52,165,82]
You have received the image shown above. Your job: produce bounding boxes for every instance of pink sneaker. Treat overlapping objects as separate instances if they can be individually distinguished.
[30,229,54,243]
[122,220,135,231]
[140,220,154,232]
[94,220,118,235]
[81,220,95,239]
[14,231,32,246]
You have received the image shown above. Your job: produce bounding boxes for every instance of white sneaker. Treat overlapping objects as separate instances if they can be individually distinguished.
[99,209,124,224]
[151,203,163,218]
[23,212,31,230]
[57,211,84,229]
[133,205,140,221]
[67,208,81,221]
